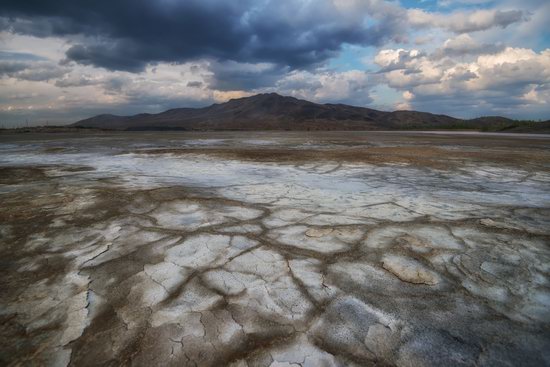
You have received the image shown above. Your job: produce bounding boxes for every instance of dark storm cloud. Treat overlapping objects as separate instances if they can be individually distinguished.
[0,60,27,75]
[0,0,400,72]
[205,61,289,91]
[63,42,147,73]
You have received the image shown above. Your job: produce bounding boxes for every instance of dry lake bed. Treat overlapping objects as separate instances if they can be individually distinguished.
[1,131,549,366]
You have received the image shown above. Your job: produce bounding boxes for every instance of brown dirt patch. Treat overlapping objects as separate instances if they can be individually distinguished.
[137,146,550,170]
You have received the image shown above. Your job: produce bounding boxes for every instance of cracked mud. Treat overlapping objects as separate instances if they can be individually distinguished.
[1,131,549,366]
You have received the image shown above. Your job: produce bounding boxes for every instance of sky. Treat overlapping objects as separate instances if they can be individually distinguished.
[0,0,549,126]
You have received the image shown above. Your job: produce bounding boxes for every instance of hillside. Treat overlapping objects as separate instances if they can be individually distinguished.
[72,93,545,132]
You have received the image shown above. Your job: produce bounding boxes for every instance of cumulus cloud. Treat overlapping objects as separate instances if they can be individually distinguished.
[432,34,505,59]
[274,69,372,106]
[186,81,203,88]
[408,8,526,33]
[0,0,546,123]
[374,49,425,72]
[471,48,550,89]
[0,60,69,81]
[438,0,494,7]
[374,45,550,117]
[394,91,414,110]
[0,60,222,124]
[54,73,101,88]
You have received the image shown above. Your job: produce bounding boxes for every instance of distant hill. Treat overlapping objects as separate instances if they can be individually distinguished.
[72,93,548,132]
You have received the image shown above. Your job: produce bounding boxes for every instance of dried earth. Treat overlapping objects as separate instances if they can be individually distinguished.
[1,131,549,366]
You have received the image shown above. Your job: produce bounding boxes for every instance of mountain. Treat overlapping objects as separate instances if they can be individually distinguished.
[71,93,546,132]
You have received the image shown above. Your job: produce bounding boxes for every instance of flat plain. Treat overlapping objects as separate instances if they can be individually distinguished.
[1,131,549,366]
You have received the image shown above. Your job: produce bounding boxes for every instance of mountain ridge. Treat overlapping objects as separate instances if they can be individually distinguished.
[72,93,549,132]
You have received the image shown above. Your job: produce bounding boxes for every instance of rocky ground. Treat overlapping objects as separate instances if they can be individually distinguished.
[1,131,549,366]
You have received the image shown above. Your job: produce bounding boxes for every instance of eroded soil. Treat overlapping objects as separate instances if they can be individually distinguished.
[1,131,549,366]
